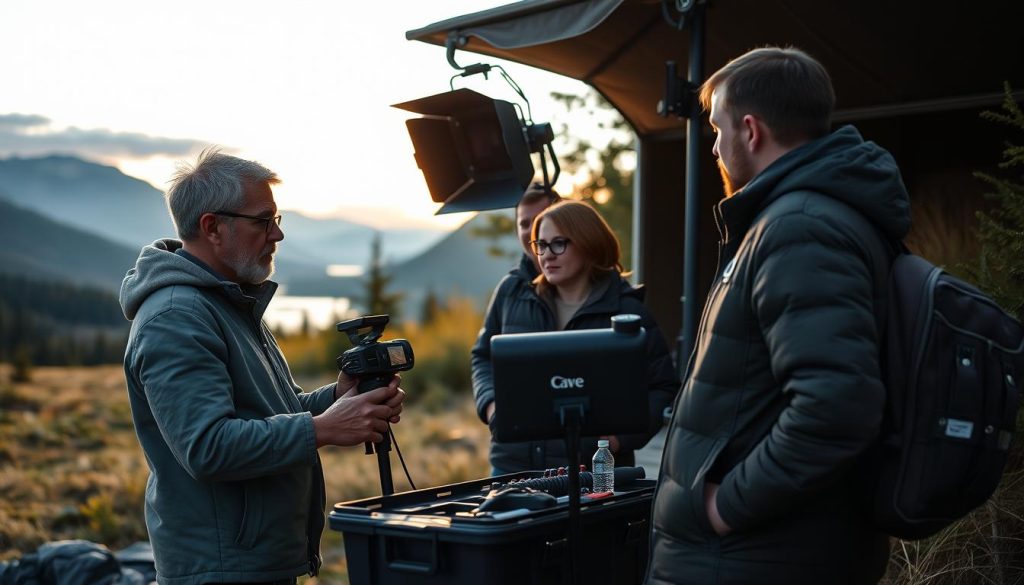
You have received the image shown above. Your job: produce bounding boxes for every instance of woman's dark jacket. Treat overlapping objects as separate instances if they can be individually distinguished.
[646,126,911,584]
[471,255,679,473]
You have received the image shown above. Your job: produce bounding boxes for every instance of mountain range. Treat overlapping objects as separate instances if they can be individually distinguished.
[0,155,521,320]
[0,155,444,266]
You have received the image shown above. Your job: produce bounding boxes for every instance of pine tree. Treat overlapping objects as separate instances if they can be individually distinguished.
[951,84,1024,584]
[971,84,1024,321]
[0,302,8,362]
[421,287,441,325]
[469,211,518,261]
[362,232,403,320]
[12,344,33,383]
[549,90,636,270]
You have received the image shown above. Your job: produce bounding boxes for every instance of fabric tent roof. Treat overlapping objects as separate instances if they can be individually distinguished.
[407,0,1024,137]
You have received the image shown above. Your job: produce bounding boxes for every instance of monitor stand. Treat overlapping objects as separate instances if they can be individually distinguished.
[556,398,588,585]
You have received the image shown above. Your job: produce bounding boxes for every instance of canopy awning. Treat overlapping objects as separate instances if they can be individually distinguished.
[408,0,1024,137]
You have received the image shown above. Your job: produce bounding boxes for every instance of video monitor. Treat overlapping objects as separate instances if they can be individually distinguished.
[490,320,650,442]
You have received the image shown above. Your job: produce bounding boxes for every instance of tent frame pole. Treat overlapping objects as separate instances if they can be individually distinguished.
[679,3,705,377]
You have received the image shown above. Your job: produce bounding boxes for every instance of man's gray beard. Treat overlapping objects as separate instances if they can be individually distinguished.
[226,248,275,284]
[238,258,274,284]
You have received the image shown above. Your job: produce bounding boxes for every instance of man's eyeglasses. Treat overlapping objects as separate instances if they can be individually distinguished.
[530,238,571,256]
[213,211,283,233]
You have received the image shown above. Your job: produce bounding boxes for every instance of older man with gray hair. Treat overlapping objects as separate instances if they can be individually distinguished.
[120,148,405,584]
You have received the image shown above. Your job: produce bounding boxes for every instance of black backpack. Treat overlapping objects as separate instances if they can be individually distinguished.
[872,249,1024,540]
[0,540,153,585]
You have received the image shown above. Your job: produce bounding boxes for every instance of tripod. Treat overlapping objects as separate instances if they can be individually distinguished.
[358,374,395,496]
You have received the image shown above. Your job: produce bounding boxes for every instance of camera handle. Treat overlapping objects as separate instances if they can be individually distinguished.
[358,374,395,496]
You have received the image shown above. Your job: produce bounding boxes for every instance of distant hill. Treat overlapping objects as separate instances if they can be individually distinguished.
[0,154,521,322]
[281,212,444,267]
[0,155,175,249]
[0,155,442,261]
[390,210,520,318]
[283,211,521,320]
[0,154,444,267]
[0,197,140,292]
[0,193,334,292]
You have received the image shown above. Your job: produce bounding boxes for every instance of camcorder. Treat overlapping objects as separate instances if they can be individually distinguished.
[336,314,414,494]
[336,315,414,394]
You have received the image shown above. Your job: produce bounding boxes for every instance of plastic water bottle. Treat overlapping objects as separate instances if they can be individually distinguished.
[592,439,615,493]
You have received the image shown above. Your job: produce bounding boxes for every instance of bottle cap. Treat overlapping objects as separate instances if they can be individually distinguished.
[597,439,609,448]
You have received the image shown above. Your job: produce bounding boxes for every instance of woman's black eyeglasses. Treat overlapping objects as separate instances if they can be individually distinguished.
[530,238,571,256]
[213,211,283,233]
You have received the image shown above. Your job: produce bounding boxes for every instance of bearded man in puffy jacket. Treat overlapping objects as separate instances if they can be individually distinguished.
[646,47,909,584]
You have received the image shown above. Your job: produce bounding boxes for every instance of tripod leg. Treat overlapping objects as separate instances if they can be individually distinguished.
[357,376,396,496]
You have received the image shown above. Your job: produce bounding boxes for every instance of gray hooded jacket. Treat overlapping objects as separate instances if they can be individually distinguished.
[120,239,336,585]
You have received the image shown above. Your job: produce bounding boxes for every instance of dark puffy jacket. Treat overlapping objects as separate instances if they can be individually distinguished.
[647,126,910,584]
[471,255,679,473]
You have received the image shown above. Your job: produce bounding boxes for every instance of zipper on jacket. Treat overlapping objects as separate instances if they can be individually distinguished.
[250,313,301,410]
[679,240,729,381]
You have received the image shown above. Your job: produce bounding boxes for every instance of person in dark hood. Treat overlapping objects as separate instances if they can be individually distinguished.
[120,148,405,585]
[646,47,909,584]
[474,198,678,475]
[470,183,558,472]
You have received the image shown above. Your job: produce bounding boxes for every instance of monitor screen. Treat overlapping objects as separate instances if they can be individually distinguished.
[490,323,650,442]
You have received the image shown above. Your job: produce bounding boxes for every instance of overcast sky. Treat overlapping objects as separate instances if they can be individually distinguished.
[0,1,588,230]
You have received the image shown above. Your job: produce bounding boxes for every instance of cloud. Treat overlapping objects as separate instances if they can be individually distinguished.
[0,113,205,158]
[0,113,51,128]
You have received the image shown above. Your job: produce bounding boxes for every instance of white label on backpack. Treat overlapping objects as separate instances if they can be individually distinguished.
[945,419,974,439]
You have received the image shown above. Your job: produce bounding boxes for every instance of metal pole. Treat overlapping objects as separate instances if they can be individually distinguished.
[679,5,704,376]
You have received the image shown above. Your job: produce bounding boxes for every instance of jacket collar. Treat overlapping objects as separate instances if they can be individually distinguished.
[715,125,911,244]
[715,136,821,244]
[513,253,540,283]
[175,248,278,321]
[538,272,642,320]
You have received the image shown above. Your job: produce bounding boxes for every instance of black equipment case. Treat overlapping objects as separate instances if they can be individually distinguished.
[328,472,654,585]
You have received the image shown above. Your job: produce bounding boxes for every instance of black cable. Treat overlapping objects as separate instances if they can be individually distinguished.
[448,63,535,125]
[495,66,532,123]
[661,0,685,30]
[389,424,416,491]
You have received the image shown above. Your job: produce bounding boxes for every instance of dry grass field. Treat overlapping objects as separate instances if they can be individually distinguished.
[0,364,148,558]
[0,364,491,583]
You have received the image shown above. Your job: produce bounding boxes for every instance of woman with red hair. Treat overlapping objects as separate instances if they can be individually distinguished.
[476,199,678,475]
